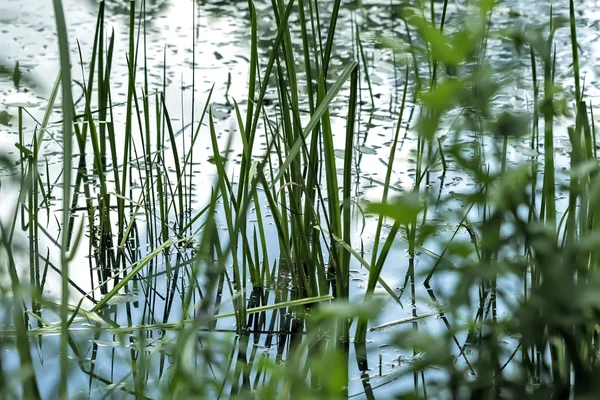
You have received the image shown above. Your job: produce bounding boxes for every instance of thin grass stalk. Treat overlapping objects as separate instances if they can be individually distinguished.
[252,192,271,286]
[207,112,245,332]
[297,0,316,113]
[7,113,42,399]
[355,23,375,108]
[243,0,259,138]
[139,1,156,255]
[310,0,324,62]
[566,125,580,250]
[188,0,197,226]
[77,1,103,168]
[247,0,295,153]
[428,0,449,87]
[28,135,41,323]
[315,65,349,396]
[155,50,167,245]
[321,0,341,77]
[370,69,409,270]
[272,62,357,185]
[316,69,342,268]
[354,71,411,347]
[299,0,327,296]
[52,0,75,396]
[119,1,137,247]
[541,26,556,231]
[544,10,566,391]
[591,104,596,160]
[569,0,580,103]
[401,10,421,95]
[273,0,300,110]
[335,66,359,392]
[341,67,358,291]
[274,59,313,299]
[0,221,41,399]
[162,100,185,232]
[270,3,318,305]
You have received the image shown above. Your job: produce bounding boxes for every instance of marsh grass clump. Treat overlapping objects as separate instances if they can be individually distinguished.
[0,0,599,398]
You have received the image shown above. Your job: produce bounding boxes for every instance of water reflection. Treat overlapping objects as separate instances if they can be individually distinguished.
[2,0,600,397]
[355,342,375,399]
[85,0,170,15]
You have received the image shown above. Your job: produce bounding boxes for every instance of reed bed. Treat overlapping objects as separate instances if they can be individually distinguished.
[0,0,599,398]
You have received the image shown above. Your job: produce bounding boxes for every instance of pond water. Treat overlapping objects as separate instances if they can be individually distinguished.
[1,0,600,398]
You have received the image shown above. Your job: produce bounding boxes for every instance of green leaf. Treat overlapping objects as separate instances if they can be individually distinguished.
[447,240,475,259]
[357,145,376,155]
[313,297,385,320]
[208,154,227,164]
[0,111,12,127]
[480,0,495,14]
[12,61,21,87]
[493,111,530,138]
[410,16,468,66]
[419,79,465,112]
[489,166,530,210]
[571,159,599,179]
[367,192,423,225]
[14,143,33,159]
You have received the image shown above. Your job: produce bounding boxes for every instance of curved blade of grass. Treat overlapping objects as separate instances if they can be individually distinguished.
[370,312,436,332]
[0,220,41,398]
[35,74,61,151]
[341,67,358,294]
[53,0,75,397]
[371,70,409,267]
[214,294,334,320]
[23,295,334,336]
[246,0,295,153]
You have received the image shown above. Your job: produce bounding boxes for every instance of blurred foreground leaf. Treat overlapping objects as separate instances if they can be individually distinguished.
[0,111,12,127]
[367,192,424,225]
